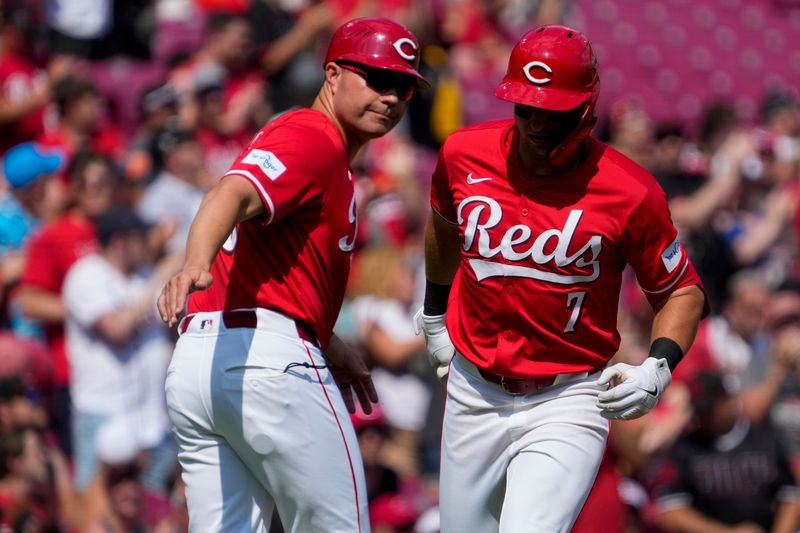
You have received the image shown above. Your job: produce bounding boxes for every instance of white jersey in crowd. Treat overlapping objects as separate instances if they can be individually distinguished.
[63,254,171,437]
[351,295,431,432]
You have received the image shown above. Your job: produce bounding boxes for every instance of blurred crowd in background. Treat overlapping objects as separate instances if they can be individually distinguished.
[0,0,799,532]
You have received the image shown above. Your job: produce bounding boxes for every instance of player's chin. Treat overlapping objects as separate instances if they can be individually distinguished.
[521,140,553,158]
[361,114,399,137]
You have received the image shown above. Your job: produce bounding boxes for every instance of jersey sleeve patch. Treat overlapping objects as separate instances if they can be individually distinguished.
[241,149,287,180]
[661,238,683,274]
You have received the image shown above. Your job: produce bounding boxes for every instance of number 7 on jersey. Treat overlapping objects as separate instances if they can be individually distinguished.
[564,291,586,333]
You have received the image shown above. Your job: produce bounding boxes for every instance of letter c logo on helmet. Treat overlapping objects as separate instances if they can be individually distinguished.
[323,18,430,89]
[522,61,553,85]
[495,25,599,165]
[393,38,418,61]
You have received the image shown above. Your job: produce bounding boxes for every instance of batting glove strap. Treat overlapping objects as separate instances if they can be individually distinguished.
[413,308,455,379]
[595,357,672,420]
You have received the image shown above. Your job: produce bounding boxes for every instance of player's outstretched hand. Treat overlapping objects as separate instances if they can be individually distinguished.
[413,308,455,382]
[157,267,214,328]
[326,334,379,415]
[596,358,672,420]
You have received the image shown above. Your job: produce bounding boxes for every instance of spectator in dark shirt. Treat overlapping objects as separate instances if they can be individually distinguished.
[644,371,800,533]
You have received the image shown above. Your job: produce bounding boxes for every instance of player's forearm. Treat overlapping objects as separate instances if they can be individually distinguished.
[650,285,706,359]
[183,176,264,271]
[424,210,461,285]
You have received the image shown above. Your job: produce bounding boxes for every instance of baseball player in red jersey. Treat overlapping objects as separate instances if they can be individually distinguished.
[157,18,429,532]
[416,25,709,532]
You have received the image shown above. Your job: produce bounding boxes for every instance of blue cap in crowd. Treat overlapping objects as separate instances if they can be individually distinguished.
[2,142,66,190]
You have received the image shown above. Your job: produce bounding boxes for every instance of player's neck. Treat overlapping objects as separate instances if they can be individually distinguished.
[517,142,586,178]
[310,95,363,162]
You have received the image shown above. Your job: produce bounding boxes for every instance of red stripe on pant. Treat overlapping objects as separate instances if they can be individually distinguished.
[304,343,363,533]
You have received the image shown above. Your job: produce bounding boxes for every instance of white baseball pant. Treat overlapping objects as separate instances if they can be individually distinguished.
[165,308,370,533]
[440,354,608,533]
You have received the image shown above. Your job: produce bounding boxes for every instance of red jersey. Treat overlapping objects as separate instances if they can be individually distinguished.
[189,109,356,348]
[20,214,98,385]
[0,52,48,153]
[196,125,249,179]
[431,121,707,378]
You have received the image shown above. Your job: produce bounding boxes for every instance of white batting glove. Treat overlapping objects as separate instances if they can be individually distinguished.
[413,308,455,381]
[596,358,672,420]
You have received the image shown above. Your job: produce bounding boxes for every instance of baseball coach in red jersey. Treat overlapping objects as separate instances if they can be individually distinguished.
[158,18,428,533]
[416,25,709,533]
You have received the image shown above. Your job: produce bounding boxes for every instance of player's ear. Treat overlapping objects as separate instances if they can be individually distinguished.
[324,62,343,95]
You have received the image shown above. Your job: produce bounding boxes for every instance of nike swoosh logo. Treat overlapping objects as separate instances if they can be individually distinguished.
[466,172,492,185]
[643,385,658,396]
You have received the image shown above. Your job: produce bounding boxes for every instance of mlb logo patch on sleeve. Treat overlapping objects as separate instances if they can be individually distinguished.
[242,149,287,180]
[661,239,682,273]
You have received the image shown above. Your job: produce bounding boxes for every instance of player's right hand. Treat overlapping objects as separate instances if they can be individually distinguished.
[413,308,455,382]
[325,334,379,415]
[157,267,214,327]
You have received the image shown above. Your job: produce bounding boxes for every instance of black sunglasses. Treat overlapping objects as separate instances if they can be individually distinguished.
[338,62,416,101]
[514,104,585,122]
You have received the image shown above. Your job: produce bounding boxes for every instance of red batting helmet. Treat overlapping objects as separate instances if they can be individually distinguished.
[496,25,599,164]
[324,17,431,89]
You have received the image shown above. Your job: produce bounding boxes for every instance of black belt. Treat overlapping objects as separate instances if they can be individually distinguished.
[477,364,603,395]
[180,310,319,347]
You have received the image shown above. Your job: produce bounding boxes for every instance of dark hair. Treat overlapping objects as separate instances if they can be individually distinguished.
[105,460,140,489]
[0,430,25,478]
[688,372,729,418]
[776,277,800,294]
[52,76,100,115]
[68,151,117,188]
[698,101,738,151]
[760,91,797,124]
[95,207,150,247]
[149,126,196,167]
[207,13,244,35]
[1,1,35,31]
[0,376,26,404]
[653,122,685,142]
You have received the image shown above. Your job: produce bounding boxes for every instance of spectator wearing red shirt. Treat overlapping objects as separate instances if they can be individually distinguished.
[0,3,73,154]
[193,74,250,179]
[18,152,116,456]
[37,76,124,166]
[169,13,269,140]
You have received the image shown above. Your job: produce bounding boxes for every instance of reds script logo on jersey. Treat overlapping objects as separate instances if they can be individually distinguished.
[457,195,602,284]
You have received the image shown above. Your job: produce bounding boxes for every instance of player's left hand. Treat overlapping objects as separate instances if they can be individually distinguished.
[596,358,672,420]
[325,334,379,415]
[413,308,455,382]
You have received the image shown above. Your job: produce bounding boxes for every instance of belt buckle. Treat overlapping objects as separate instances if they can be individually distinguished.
[499,376,523,396]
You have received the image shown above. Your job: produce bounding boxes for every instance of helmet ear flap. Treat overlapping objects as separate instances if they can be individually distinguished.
[548,88,598,165]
